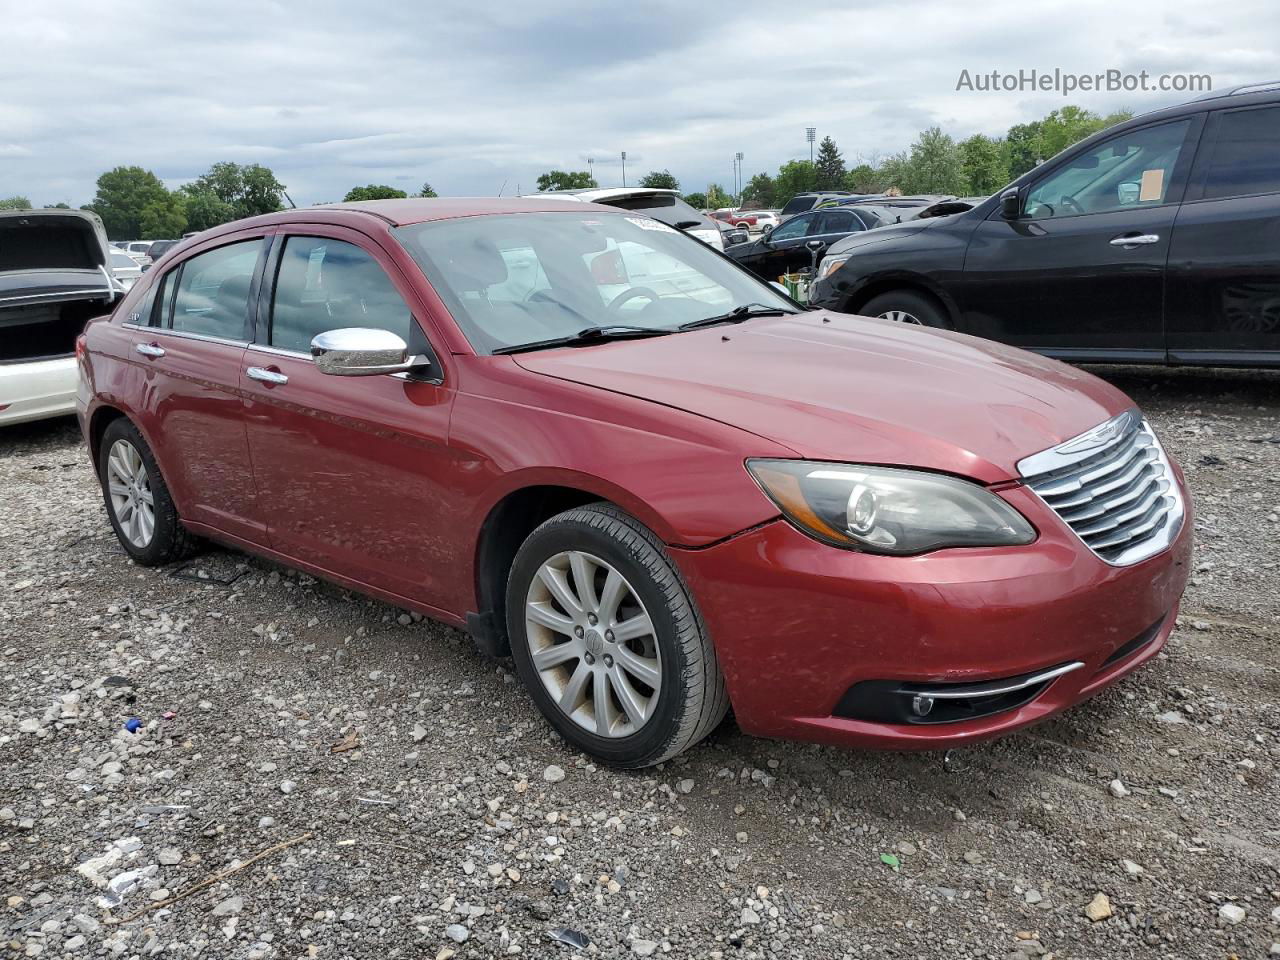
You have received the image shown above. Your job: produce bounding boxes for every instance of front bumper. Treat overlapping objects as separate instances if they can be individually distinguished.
[672,481,1192,750]
[0,356,78,426]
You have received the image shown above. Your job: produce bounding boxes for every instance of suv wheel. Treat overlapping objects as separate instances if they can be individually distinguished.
[98,418,199,565]
[506,503,729,767]
[861,290,950,329]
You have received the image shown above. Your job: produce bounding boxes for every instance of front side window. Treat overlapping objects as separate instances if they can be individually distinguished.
[1025,120,1191,220]
[1202,106,1280,200]
[395,212,794,354]
[171,239,263,339]
[769,215,812,241]
[270,236,413,353]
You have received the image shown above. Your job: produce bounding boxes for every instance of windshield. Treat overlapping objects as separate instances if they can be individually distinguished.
[597,193,705,227]
[779,195,815,216]
[395,212,794,354]
[110,252,138,268]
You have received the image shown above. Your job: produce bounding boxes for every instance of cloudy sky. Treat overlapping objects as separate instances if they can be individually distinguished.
[2,0,1276,207]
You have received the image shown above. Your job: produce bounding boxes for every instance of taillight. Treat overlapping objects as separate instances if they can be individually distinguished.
[75,334,87,361]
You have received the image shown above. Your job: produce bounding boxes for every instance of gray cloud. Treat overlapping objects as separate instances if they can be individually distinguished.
[1,0,1275,207]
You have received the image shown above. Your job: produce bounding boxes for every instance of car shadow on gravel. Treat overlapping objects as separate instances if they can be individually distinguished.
[1087,363,1280,409]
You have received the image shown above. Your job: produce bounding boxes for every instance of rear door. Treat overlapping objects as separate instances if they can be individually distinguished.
[127,233,270,543]
[959,117,1202,360]
[239,225,460,608]
[1166,102,1280,364]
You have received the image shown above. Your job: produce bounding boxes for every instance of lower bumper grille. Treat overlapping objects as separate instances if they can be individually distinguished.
[834,661,1083,725]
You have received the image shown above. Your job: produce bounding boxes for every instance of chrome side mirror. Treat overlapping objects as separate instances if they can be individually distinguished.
[311,328,428,377]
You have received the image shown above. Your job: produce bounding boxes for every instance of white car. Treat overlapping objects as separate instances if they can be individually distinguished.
[521,187,724,251]
[739,210,779,232]
[1,209,122,427]
[109,251,144,290]
[123,240,154,266]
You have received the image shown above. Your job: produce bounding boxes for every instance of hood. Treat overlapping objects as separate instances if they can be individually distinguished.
[512,312,1133,483]
[825,216,937,256]
[0,209,111,275]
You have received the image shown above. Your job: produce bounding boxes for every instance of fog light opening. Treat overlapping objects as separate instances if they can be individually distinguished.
[910,694,935,717]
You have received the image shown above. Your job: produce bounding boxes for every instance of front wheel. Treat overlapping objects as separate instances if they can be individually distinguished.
[506,503,729,767]
[860,290,950,329]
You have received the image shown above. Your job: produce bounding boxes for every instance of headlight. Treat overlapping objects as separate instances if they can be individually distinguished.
[746,460,1036,555]
[817,254,850,279]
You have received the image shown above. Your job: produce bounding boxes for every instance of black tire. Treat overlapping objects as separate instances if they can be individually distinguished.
[506,503,729,768]
[98,418,199,566]
[860,290,951,329]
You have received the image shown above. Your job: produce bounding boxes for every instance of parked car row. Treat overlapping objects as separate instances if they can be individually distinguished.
[811,81,1280,367]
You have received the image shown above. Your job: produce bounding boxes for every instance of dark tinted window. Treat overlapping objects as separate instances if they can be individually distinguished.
[779,195,816,216]
[600,194,704,226]
[770,214,812,241]
[1203,106,1280,200]
[815,211,860,234]
[171,240,262,339]
[270,236,412,353]
[151,269,177,327]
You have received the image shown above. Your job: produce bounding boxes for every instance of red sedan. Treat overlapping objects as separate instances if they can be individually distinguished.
[77,198,1191,767]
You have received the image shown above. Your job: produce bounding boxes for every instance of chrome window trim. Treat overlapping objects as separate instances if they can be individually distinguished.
[120,322,248,349]
[1018,410,1185,567]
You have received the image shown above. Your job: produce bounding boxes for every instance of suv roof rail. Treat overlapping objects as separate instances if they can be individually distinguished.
[1194,80,1280,101]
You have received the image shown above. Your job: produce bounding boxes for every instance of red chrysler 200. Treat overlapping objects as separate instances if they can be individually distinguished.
[76,198,1192,767]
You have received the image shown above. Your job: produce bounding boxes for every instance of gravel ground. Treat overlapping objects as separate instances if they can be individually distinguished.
[3,365,1279,960]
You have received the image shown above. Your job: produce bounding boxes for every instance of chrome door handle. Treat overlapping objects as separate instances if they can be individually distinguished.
[246,366,289,385]
[135,342,165,358]
[1110,233,1160,246]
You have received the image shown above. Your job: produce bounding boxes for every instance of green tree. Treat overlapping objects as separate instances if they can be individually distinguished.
[639,169,680,191]
[343,184,408,202]
[901,127,965,195]
[0,195,31,210]
[535,170,597,191]
[139,192,187,238]
[86,166,178,239]
[874,152,912,193]
[959,134,1009,195]
[772,160,817,208]
[682,192,708,210]
[417,182,439,198]
[1003,121,1043,179]
[179,187,235,233]
[844,163,879,193]
[187,161,286,221]
[814,136,846,190]
[705,183,733,208]
[741,173,775,208]
[47,202,71,209]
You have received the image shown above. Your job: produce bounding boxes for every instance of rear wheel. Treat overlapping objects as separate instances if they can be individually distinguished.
[98,418,198,565]
[506,503,729,767]
[860,290,950,329]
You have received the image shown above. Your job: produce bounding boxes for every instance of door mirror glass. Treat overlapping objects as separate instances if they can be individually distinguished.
[311,327,424,377]
[1000,189,1021,220]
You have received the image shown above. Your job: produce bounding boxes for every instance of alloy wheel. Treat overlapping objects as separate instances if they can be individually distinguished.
[878,309,924,325]
[524,550,662,738]
[106,439,155,548]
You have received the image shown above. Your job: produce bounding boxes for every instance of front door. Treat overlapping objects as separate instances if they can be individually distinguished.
[1166,102,1280,364]
[239,226,460,609]
[749,211,819,281]
[959,117,1201,361]
[128,234,269,544]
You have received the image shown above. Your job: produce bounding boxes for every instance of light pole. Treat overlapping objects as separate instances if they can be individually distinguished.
[735,151,744,200]
[806,127,816,164]
[587,158,594,184]
[620,151,627,187]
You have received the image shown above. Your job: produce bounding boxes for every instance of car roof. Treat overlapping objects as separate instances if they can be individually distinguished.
[191,197,633,243]
[530,188,682,201]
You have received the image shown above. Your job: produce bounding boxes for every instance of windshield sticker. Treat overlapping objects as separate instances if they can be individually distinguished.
[626,216,677,233]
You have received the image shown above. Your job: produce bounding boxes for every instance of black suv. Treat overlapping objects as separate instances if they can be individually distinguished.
[810,82,1280,367]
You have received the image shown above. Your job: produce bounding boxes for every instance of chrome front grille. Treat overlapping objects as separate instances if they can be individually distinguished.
[1017,410,1184,566]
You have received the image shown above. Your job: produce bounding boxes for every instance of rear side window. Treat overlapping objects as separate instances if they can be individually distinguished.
[779,195,815,216]
[815,211,860,234]
[171,239,263,339]
[1203,106,1280,200]
[270,236,412,353]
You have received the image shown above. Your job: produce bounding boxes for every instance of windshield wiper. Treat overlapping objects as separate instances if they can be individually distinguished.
[492,325,674,355]
[677,303,799,331]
